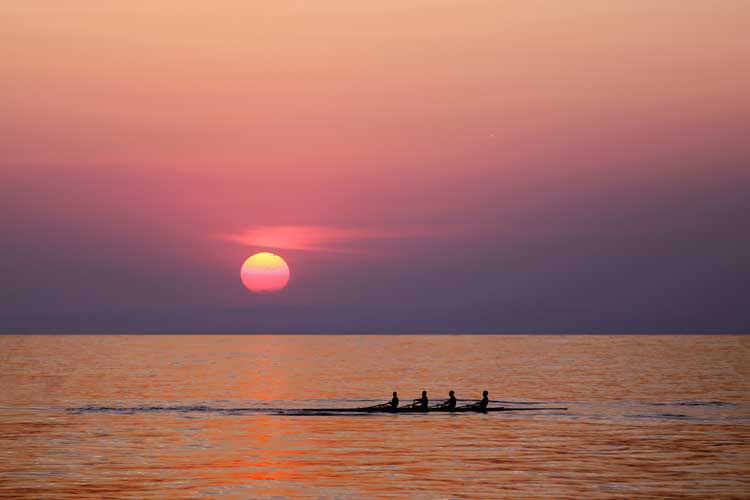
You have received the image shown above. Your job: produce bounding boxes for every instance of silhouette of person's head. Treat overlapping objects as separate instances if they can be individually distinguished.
[449,390,455,396]
[422,391,427,397]
[483,390,489,397]
[393,391,397,397]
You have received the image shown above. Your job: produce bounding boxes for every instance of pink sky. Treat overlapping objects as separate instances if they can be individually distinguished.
[1,1,748,332]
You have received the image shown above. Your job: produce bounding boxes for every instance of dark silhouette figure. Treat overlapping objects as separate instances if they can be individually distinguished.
[412,390,429,411]
[471,391,490,410]
[370,391,399,410]
[464,390,489,411]
[437,390,457,410]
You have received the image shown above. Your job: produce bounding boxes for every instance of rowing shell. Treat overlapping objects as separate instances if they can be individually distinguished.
[289,406,567,414]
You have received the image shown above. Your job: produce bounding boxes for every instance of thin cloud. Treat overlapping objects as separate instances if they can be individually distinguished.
[216,225,462,253]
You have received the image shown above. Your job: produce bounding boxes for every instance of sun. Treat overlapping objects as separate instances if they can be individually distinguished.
[240,252,290,293]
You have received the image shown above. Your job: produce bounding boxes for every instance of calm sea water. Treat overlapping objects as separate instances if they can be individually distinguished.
[0,335,748,499]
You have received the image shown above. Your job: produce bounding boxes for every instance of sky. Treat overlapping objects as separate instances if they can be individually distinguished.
[1,0,748,333]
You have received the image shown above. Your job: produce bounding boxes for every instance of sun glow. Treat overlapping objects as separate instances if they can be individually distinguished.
[240,252,290,293]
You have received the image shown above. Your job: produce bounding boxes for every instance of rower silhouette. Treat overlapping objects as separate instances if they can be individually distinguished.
[412,390,428,411]
[370,391,399,410]
[435,391,456,411]
[466,390,489,410]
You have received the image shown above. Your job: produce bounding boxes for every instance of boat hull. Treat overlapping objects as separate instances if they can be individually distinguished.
[295,406,566,414]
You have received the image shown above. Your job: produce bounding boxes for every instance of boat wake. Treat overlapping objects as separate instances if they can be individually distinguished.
[1,398,734,422]
[65,404,568,415]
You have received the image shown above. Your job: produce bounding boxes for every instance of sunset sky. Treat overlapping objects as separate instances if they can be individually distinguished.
[1,1,748,332]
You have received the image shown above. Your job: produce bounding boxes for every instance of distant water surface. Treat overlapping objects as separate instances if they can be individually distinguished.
[0,335,748,499]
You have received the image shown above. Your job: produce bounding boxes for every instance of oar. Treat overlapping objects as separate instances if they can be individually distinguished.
[493,407,568,411]
[454,398,555,404]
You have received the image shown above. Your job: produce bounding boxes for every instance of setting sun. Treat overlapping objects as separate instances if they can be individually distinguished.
[240,252,290,293]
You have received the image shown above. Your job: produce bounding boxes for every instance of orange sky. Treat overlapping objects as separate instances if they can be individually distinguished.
[2,0,747,170]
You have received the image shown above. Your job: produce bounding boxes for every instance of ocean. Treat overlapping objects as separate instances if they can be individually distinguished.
[1,335,748,499]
